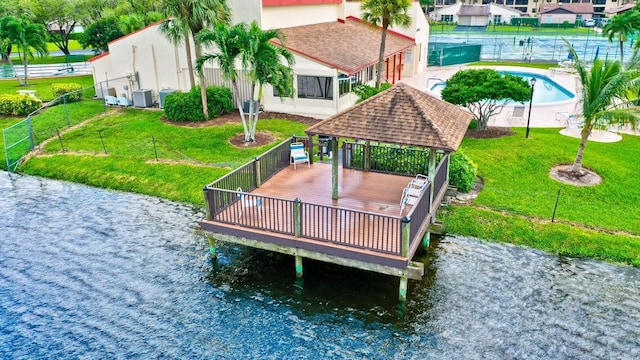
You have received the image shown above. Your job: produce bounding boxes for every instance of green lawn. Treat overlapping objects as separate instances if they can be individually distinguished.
[20,108,308,204]
[0,75,94,101]
[441,127,640,266]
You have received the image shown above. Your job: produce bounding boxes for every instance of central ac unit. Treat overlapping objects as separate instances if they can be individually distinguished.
[132,89,153,108]
[158,89,177,109]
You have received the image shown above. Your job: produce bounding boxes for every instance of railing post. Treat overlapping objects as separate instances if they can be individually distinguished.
[428,148,437,210]
[203,186,211,221]
[293,198,302,237]
[308,137,314,165]
[364,141,371,171]
[332,139,339,200]
[254,157,261,188]
[401,216,410,257]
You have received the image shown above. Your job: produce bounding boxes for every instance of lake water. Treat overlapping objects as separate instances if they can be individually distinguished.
[1,172,639,359]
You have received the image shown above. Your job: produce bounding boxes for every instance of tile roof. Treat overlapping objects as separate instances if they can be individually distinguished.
[457,5,491,16]
[275,18,415,75]
[305,83,472,152]
[539,3,594,14]
[605,3,636,15]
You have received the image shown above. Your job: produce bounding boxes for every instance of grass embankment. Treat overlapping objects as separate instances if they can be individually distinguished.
[442,127,640,266]
[20,107,308,204]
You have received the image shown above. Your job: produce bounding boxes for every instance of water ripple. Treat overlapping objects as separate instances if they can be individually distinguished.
[1,172,639,359]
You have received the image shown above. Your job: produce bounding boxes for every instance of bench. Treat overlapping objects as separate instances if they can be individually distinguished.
[17,90,37,98]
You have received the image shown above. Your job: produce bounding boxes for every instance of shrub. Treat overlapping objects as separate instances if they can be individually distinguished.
[164,86,233,122]
[52,83,84,103]
[0,94,42,116]
[449,149,477,193]
[353,83,393,103]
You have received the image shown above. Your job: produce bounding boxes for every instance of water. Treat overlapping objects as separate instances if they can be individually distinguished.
[1,172,639,359]
[429,71,574,104]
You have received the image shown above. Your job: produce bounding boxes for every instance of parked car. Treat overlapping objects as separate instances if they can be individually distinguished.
[583,19,596,27]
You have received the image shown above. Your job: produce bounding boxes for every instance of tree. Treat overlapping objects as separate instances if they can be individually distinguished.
[160,0,231,120]
[566,45,640,174]
[602,11,640,64]
[419,0,434,15]
[440,69,531,130]
[80,17,124,54]
[27,0,81,56]
[361,0,412,89]
[1,15,48,85]
[197,21,295,142]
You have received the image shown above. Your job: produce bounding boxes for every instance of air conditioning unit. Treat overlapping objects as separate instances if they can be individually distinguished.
[158,89,177,109]
[132,89,153,108]
[95,87,116,99]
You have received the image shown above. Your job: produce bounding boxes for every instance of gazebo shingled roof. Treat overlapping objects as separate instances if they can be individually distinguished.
[305,83,473,152]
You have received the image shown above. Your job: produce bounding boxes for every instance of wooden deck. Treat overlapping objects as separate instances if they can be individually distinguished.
[255,162,413,216]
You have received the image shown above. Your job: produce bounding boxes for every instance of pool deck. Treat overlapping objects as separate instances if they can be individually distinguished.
[400,65,639,137]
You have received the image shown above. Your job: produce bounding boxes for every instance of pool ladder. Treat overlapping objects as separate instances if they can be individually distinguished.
[426,77,445,91]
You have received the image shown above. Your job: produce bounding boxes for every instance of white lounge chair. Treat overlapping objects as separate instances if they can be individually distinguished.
[236,187,262,218]
[507,105,526,125]
[290,142,310,169]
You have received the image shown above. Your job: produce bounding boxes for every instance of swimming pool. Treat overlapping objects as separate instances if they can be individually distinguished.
[429,71,575,104]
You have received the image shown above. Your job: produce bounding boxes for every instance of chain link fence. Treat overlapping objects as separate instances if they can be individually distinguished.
[3,75,132,171]
[428,28,629,64]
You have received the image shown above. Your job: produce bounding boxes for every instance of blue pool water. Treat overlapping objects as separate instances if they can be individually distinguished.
[430,71,575,104]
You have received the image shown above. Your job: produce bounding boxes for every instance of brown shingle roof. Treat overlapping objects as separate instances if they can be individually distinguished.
[605,3,636,15]
[457,5,491,16]
[305,83,472,152]
[539,3,594,15]
[275,18,415,75]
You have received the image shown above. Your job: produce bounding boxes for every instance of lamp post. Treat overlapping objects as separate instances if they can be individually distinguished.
[526,77,537,139]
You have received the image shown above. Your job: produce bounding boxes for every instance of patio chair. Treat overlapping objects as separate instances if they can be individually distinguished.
[410,174,428,189]
[236,187,262,218]
[290,142,310,169]
[507,105,525,125]
[399,178,428,215]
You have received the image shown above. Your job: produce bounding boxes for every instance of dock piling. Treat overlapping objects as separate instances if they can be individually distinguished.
[208,236,217,260]
[295,255,303,278]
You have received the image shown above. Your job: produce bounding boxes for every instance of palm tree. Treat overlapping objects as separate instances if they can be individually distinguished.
[568,44,640,174]
[160,0,230,120]
[197,21,295,142]
[361,0,412,89]
[602,11,640,64]
[2,16,48,86]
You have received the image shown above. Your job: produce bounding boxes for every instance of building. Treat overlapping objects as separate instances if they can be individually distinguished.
[432,0,632,20]
[538,3,595,24]
[89,0,430,119]
[432,3,522,25]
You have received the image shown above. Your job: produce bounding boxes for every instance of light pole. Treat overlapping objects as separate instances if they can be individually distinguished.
[526,77,537,138]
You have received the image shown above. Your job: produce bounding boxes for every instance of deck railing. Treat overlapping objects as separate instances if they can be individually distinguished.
[203,139,450,259]
[301,203,402,255]
[343,141,445,176]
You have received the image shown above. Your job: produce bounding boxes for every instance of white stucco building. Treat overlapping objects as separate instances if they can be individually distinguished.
[90,0,429,118]
[431,3,522,25]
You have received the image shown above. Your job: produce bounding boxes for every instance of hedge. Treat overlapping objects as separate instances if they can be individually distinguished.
[164,86,233,122]
[0,94,42,116]
[52,83,84,103]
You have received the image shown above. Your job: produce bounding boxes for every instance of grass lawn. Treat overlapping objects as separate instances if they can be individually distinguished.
[0,75,94,101]
[442,127,640,266]
[20,108,308,204]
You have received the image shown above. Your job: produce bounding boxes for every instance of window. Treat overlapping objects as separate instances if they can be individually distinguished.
[338,75,351,97]
[441,14,453,22]
[493,15,502,24]
[298,76,333,100]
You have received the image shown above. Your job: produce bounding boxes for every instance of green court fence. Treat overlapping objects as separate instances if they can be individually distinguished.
[428,43,482,66]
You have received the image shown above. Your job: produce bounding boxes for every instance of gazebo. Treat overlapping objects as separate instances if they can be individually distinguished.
[199,82,472,302]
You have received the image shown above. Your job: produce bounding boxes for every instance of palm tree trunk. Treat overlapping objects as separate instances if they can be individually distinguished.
[194,43,209,120]
[620,40,624,64]
[247,83,256,142]
[232,79,250,141]
[571,127,591,173]
[376,25,389,89]
[22,53,28,86]
[184,32,195,88]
